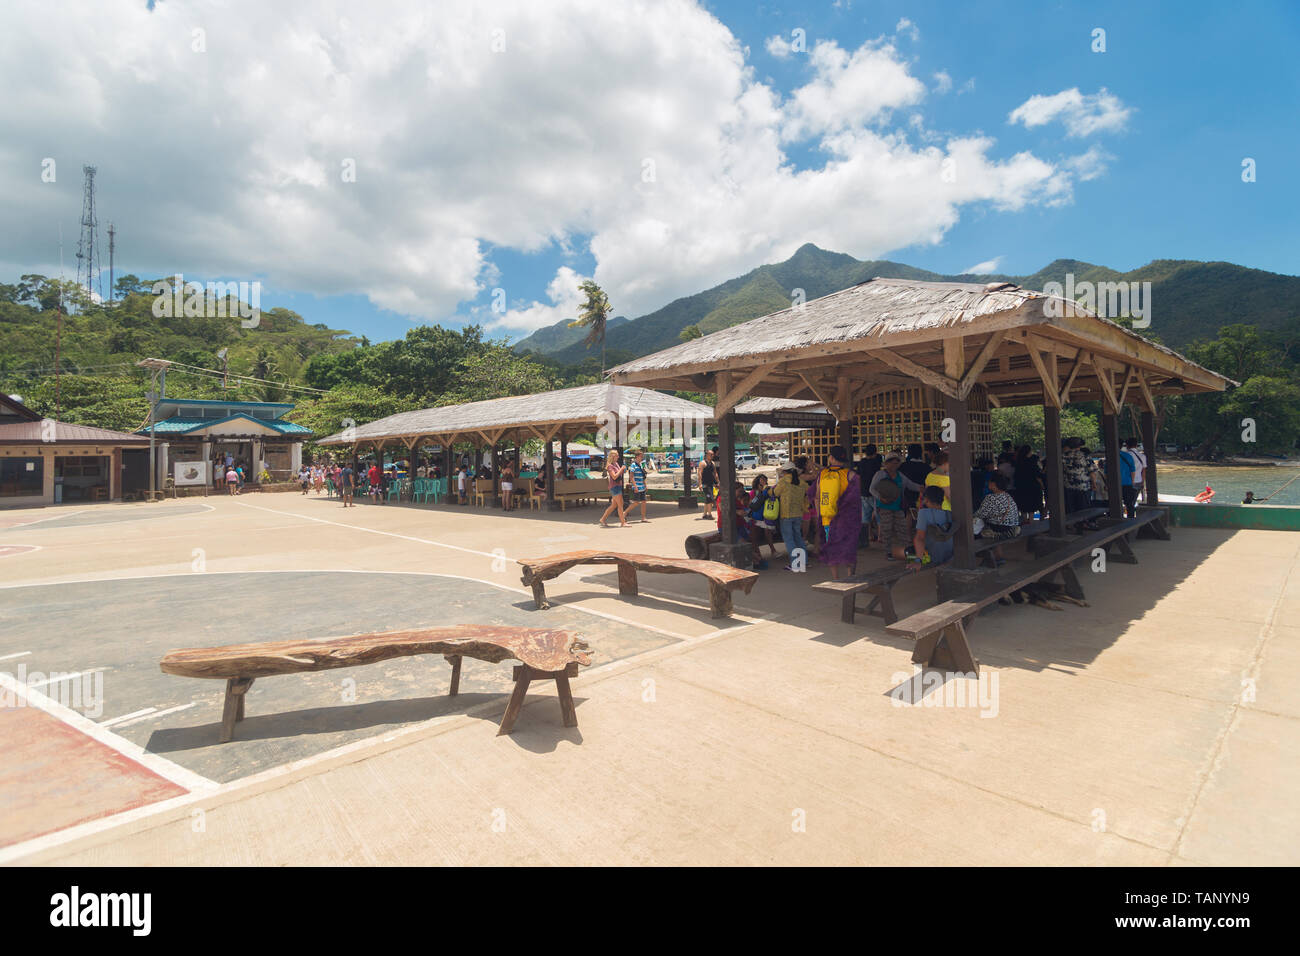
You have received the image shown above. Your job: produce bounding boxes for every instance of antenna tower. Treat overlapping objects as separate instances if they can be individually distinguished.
[75,165,103,303]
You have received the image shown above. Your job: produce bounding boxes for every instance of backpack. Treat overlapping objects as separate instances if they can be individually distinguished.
[763,494,780,520]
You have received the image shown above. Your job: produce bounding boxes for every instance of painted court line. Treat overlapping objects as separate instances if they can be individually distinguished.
[112,702,196,728]
[0,651,32,662]
[0,671,216,794]
[99,707,157,728]
[25,667,108,689]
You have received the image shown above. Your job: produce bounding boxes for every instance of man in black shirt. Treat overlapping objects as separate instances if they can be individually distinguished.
[899,443,931,511]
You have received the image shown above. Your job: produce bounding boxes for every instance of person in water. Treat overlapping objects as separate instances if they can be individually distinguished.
[1243,491,1256,504]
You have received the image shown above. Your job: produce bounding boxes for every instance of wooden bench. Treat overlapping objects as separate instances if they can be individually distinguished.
[885,511,1166,675]
[472,478,496,507]
[812,519,1052,626]
[160,626,592,742]
[518,549,758,619]
[552,477,608,510]
[684,529,722,560]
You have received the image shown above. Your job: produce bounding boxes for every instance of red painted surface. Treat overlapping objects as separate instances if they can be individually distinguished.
[0,705,188,848]
[0,545,38,557]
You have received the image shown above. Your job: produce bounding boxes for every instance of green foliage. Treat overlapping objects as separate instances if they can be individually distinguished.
[992,406,1100,453]
[288,384,421,450]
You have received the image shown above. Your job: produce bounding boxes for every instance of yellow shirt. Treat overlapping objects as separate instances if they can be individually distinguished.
[925,471,951,510]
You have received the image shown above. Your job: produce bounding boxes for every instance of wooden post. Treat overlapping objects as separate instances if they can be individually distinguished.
[679,435,696,508]
[1044,404,1066,537]
[943,391,977,570]
[1102,412,1123,519]
[837,375,855,458]
[490,444,500,507]
[560,436,568,478]
[544,438,557,509]
[718,412,736,546]
[1141,410,1159,505]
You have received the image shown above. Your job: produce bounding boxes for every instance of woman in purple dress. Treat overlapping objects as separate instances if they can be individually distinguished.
[820,468,863,575]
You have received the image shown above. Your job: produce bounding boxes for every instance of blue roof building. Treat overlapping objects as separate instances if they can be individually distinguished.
[139,399,314,487]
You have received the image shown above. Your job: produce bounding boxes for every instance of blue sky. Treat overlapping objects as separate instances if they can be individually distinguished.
[4,0,1297,345]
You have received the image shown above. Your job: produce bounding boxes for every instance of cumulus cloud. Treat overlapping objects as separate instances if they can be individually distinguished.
[765,34,793,58]
[492,266,589,333]
[1009,87,1132,137]
[932,70,953,94]
[895,18,920,42]
[0,0,1103,328]
[963,257,1003,274]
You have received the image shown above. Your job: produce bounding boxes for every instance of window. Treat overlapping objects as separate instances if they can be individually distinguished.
[1,457,44,497]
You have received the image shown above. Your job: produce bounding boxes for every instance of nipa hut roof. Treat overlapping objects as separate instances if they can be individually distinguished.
[317,383,714,446]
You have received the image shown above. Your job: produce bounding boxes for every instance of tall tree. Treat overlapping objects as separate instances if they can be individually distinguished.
[569,280,612,372]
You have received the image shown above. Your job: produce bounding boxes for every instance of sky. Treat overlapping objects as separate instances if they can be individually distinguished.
[1,0,1296,345]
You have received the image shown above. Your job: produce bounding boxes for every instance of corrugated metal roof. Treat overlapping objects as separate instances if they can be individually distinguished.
[0,420,151,444]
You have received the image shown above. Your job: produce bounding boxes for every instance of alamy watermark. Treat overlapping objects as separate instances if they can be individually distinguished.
[1,664,104,718]
[151,273,261,327]
[1042,273,1151,329]
[594,405,709,451]
[889,668,999,717]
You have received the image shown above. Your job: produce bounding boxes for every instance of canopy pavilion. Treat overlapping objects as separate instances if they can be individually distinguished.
[315,383,714,509]
[608,276,1234,570]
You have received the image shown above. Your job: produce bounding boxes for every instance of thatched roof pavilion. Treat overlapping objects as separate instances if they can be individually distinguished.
[316,383,714,508]
[609,277,1233,567]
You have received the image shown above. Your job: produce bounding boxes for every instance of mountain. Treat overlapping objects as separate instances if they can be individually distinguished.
[512,244,1300,364]
[509,313,630,355]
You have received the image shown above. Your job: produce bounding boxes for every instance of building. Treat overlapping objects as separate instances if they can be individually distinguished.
[0,394,152,507]
[138,399,313,489]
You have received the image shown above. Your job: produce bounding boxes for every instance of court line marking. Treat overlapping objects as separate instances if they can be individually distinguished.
[0,671,217,795]
[0,568,715,641]
[111,702,196,729]
[0,608,793,866]
[25,667,108,689]
[0,651,32,662]
[100,707,157,727]
[0,544,42,557]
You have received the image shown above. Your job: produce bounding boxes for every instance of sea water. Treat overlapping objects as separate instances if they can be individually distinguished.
[1156,464,1300,505]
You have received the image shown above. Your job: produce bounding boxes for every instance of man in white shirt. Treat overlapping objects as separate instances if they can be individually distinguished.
[1125,438,1147,502]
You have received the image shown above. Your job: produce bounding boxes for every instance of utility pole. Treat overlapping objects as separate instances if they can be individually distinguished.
[137,358,172,500]
[107,222,116,305]
[217,348,229,392]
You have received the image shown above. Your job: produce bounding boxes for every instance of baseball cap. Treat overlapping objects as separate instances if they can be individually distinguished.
[883,451,902,463]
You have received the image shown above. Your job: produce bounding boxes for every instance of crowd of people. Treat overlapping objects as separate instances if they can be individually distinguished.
[693,435,1151,576]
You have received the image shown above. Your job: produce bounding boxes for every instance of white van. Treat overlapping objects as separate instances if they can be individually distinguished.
[735,454,759,470]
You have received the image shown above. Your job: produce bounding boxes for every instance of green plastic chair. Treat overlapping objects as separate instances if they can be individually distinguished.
[386,479,403,502]
[431,477,446,502]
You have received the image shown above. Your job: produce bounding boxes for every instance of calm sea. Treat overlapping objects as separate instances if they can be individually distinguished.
[1157,464,1300,505]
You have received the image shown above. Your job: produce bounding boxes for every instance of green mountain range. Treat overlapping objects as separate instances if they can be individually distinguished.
[512,243,1300,364]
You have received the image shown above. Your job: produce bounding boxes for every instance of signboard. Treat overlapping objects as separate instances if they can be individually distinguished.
[770,410,837,430]
[173,460,208,486]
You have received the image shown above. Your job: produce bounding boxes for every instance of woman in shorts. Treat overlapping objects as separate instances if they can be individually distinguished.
[500,462,515,511]
[599,450,628,528]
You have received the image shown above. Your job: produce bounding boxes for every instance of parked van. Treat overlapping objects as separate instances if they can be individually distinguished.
[735,454,759,470]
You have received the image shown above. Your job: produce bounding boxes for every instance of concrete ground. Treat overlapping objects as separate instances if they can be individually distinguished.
[0,491,1295,865]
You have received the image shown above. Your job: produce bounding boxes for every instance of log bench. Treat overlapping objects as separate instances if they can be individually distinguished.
[884,511,1166,675]
[160,626,592,742]
[684,529,722,560]
[518,549,758,619]
[812,519,1052,626]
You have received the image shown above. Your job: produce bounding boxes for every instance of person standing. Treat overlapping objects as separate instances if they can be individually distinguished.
[1124,437,1147,508]
[899,444,931,513]
[818,446,861,580]
[870,451,924,561]
[599,449,629,528]
[924,450,952,511]
[1061,437,1094,529]
[1118,440,1139,518]
[773,462,808,571]
[338,462,355,507]
[500,461,515,511]
[628,449,650,522]
[698,449,718,521]
[225,464,239,495]
[299,465,310,494]
[367,461,382,503]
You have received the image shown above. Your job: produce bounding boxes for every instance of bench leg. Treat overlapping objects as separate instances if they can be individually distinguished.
[912,622,978,675]
[497,666,533,735]
[708,582,734,619]
[555,670,578,728]
[530,578,551,610]
[1058,565,1086,600]
[1107,535,1139,564]
[616,560,638,598]
[841,592,858,624]
[446,654,462,696]
[219,677,255,743]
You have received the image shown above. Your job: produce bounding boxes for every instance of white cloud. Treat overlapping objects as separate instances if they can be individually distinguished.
[932,70,952,94]
[0,0,1101,327]
[963,257,1003,274]
[1009,87,1132,137]
[1065,144,1113,182]
[895,17,920,42]
[491,266,588,333]
[765,34,793,58]
[783,40,926,139]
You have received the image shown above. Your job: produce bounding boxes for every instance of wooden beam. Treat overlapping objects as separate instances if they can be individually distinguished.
[714,364,776,418]
[1135,371,1156,415]
[958,330,1006,400]
[1058,351,1088,406]
[797,372,840,416]
[871,349,961,398]
[1117,365,1135,409]
[943,336,966,380]
[1095,365,1119,414]
[1024,339,1061,408]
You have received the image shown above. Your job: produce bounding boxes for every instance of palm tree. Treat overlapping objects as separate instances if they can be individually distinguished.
[568,280,612,372]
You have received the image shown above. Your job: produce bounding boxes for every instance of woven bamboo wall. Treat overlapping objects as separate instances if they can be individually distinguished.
[789,386,992,466]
